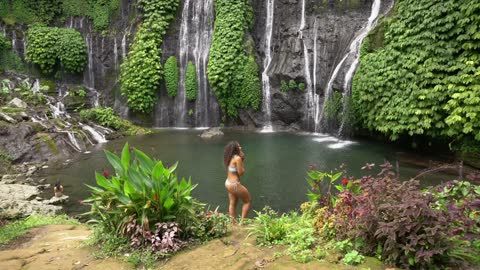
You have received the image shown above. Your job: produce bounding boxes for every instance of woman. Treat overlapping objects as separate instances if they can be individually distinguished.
[224,141,251,224]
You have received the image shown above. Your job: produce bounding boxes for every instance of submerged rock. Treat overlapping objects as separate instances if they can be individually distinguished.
[200,127,224,139]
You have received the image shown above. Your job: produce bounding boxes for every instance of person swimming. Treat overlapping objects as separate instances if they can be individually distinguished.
[224,141,251,224]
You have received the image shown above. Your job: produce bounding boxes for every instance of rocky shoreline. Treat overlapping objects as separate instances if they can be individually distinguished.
[0,162,69,218]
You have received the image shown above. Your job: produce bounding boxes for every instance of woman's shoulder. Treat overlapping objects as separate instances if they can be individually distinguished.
[232,155,242,162]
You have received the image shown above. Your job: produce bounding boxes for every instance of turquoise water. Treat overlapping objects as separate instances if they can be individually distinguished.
[43,129,454,216]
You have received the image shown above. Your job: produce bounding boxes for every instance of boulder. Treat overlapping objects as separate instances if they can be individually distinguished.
[7,97,27,109]
[200,127,224,139]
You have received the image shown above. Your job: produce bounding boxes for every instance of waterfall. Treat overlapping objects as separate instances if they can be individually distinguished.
[175,0,191,127]
[315,54,348,131]
[338,0,382,136]
[298,0,306,39]
[21,30,26,58]
[83,33,99,107]
[261,0,275,131]
[1,24,5,36]
[312,18,321,133]
[113,36,118,69]
[81,124,108,143]
[193,0,214,127]
[31,79,40,93]
[11,30,16,53]
[67,132,82,152]
[121,33,127,59]
[316,0,382,133]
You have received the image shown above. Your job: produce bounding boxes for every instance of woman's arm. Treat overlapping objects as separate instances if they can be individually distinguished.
[235,155,245,176]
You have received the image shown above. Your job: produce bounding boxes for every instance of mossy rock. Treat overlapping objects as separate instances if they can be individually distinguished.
[37,133,59,154]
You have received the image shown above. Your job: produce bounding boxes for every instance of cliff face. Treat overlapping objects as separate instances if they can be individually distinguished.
[1,0,394,131]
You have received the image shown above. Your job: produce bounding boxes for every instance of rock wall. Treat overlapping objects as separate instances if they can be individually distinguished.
[1,0,395,131]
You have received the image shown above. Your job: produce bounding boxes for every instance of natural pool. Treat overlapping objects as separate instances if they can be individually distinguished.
[42,129,455,216]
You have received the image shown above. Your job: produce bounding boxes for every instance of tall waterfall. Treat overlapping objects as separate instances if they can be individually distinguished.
[338,0,382,136]
[121,33,127,59]
[175,0,191,127]
[299,0,314,130]
[113,36,118,69]
[193,0,214,127]
[316,0,382,133]
[261,0,275,131]
[83,33,99,107]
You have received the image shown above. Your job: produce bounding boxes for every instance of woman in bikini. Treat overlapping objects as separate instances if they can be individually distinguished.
[224,141,251,224]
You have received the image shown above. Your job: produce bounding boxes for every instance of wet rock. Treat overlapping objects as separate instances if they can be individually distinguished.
[7,97,27,109]
[200,127,224,139]
[47,195,69,205]
[0,183,63,216]
[0,112,16,123]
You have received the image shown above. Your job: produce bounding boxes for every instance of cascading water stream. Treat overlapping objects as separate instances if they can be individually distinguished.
[337,0,382,136]
[316,0,382,133]
[121,33,127,59]
[81,123,108,143]
[298,0,306,39]
[84,33,100,107]
[261,0,275,132]
[193,0,214,127]
[11,30,16,54]
[175,0,191,127]
[113,36,118,69]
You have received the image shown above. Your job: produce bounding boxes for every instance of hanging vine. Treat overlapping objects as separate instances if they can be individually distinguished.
[119,0,179,114]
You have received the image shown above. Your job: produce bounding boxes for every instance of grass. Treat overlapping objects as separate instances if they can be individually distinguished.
[0,214,80,245]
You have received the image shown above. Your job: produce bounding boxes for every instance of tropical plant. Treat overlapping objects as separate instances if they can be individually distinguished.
[207,0,261,118]
[120,0,179,113]
[84,143,199,234]
[79,107,151,135]
[164,56,179,97]
[185,61,197,101]
[26,26,86,74]
[352,0,480,147]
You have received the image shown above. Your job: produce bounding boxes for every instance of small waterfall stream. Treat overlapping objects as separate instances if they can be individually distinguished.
[175,0,191,127]
[261,0,275,131]
[193,0,214,127]
[316,0,383,133]
[121,33,127,59]
[337,0,382,136]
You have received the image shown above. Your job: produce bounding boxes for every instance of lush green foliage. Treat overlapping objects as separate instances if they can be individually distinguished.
[84,143,229,261]
[352,0,480,145]
[207,0,261,118]
[26,26,86,74]
[0,36,24,72]
[311,163,480,268]
[0,214,79,244]
[84,143,199,233]
[185,61,198,101]
[0,0,119,30]
[79,107,151,136]
[120,0,179,113]
[324,91,343,122]
[164,56,179,97]
[280,80,305,92]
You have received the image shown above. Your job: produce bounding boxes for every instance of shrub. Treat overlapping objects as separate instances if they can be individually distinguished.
[185,61,197,101]
[79,107,150,136]
[164,56,178,97]
[84,143,200,233]
[26,26,86,74]
[120,0,179,113]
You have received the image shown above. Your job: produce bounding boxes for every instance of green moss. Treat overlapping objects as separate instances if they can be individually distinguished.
[0,147,12,174]
[37,133,59,154]
[0,107,25,115]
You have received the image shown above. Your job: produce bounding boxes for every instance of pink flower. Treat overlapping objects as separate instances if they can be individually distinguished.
[102,169,110,178]
[342,178,349,185]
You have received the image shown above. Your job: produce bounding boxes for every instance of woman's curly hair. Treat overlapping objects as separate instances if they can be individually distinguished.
[224,141,241,168]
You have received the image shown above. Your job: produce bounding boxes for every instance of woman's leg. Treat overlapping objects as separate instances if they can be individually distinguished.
[227,191,238,224]
[236,184,251,219]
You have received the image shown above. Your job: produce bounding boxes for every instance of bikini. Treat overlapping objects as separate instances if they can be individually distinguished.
[225,166,239,191]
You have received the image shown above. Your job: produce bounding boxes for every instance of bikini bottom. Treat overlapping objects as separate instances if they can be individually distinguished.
[225,179,239,191]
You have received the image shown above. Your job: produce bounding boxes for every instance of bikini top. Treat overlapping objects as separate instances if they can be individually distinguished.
[228,166,238,172]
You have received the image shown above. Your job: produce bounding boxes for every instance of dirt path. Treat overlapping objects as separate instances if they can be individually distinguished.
[0,225,132,270]
[160,226,387,270]
[0,225,389,270]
